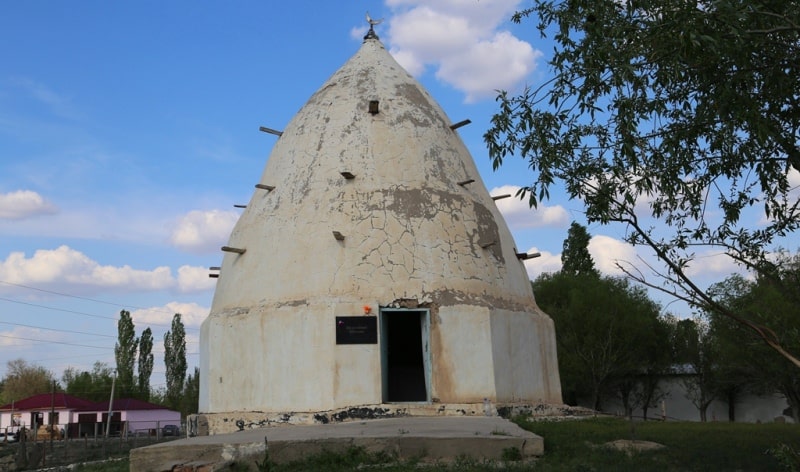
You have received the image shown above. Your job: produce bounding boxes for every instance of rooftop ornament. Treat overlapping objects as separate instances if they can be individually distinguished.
[364,12,383,40]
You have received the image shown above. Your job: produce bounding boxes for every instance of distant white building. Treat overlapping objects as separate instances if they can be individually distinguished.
[600,371,794,423]
[0,394,180,438]
[0,393,93,437]
[197,27,563,434]
[76,398,182,437]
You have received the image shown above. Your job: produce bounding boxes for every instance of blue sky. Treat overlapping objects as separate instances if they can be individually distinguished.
[0,0,774,394]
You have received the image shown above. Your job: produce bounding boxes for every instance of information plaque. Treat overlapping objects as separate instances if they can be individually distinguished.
[336,316,378,344]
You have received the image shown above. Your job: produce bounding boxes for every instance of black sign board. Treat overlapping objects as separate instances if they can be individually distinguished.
[336,316,378,344]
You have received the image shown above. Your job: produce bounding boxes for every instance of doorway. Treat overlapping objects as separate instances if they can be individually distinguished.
[380,309,431,402]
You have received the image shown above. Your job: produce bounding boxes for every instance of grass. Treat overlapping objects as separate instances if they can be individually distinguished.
[515,415,800,471]
[72,417,800,471]
[72,458,129,472]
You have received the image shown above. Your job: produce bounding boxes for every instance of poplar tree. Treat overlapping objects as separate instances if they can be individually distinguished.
[181,367,200,416]
[164,314,187,409]
[115,310,138,398]
[561,222,597,277]
[138,327,154,401]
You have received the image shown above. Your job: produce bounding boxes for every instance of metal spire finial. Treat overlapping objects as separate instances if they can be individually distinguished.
[364,12,383,40]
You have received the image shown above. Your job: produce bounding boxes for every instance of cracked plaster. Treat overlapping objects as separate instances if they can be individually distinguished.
[199,36,561,428]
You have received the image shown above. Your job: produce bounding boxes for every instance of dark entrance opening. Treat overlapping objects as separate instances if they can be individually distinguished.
[382,310,428,402]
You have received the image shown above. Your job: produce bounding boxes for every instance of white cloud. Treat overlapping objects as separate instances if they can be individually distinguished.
[588,235,743,281]
[522,235,644,280]
[522,247,561,279]
[387,0,523,32]
[0,325,61,348]
[588,235,639,277]
[491,185,569,230]
[0,246,173,293]
[0,190,58,220]
[435,32,540,102]
[389,48,425,76]
[177,265,217,293]
[683,251,742,279]
[130,301,209,328]
[385,0,541,102]
[169,209,238,254]
[789,167,800,191]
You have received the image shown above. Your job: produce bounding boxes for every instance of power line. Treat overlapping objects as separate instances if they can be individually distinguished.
[0,280,178,315]
[0,297,199,331]
[0,297,116,321]
[31,353,112,364]
[0,321,115,338]
[0,280,204,330]
[0,334,112,350]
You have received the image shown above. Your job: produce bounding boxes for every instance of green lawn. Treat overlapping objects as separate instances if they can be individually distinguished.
[74,417,800,471]
[516,416,800,471]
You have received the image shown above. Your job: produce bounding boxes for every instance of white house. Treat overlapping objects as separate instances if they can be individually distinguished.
[0,393,94,437]
[0,394,181,438]
[75,398,182,437]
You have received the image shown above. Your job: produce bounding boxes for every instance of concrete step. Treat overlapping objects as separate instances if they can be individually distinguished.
[130,416,543,471]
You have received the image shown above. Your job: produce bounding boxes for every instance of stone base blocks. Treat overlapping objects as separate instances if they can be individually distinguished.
[130,417,544,472]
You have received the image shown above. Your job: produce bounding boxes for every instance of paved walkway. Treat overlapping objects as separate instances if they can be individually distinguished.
[130,416,543,471]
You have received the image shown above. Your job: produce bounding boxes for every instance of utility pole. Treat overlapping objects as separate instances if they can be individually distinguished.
[105,370,117,439]
[49,380,55,453]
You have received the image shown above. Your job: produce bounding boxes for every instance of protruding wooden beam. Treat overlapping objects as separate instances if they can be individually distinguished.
[209,274,219,278]
[332,231,345,241]
[457,179,475,187]
[234,204,247,208]
[480,241,496,249]
[340,171,356,180]
[449,119,471,130]
[255,184,275,191]
[368,100,379,115]
[491,194,512,201]
[209,266,221,270]
[259,126,283,137]
[222,246,246,254]
[516,252,541,261]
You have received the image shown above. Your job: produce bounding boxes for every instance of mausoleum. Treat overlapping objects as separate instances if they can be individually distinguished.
[197,26,562,434]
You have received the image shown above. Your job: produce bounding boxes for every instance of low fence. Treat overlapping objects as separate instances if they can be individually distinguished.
[0,423,183,470]
[2,419,183,442]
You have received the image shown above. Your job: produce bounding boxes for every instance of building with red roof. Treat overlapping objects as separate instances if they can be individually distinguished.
[0,394,180,438]
[74,398,181,437]
[0,393,93,436]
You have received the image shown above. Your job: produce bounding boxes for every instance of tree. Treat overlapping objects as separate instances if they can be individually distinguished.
[0,359,56,404]
[62,362,114,403]
[485,0,800,366]
[115,310,138,398]
[613,314,672,420]
[164,313,187,410]
[535,222,666,413]
[181,367,200,417]
[561,222,597,276]
[670,318,720,421]
[708,250,800,421]
[138,328,154,401]
[534,272,663,411]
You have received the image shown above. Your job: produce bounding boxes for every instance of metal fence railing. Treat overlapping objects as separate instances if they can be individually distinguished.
[0,420,184,469]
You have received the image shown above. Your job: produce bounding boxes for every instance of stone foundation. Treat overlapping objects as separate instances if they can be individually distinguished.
[187,402,593,436]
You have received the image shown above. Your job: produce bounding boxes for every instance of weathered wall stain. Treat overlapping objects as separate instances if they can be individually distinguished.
[199,34,562,430]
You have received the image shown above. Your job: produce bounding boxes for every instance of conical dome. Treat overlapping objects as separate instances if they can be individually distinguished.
[199,35,561,431]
